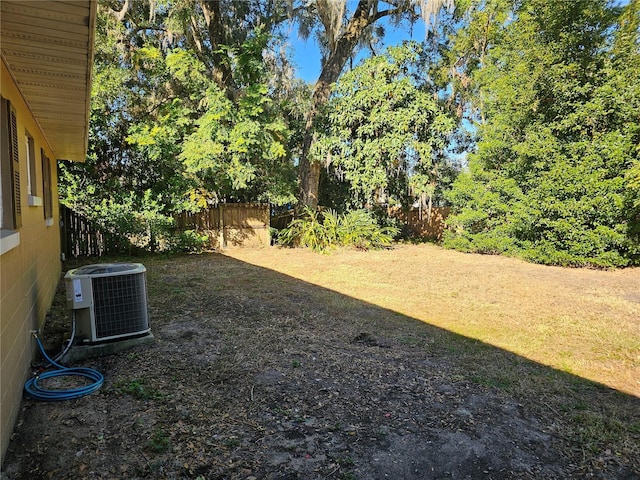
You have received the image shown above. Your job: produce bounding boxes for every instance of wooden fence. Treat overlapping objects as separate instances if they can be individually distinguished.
[61,203,270,258]
[61,205,112,258]
[61,203,443,257]
[270,206,451,241]
[388,206,451,240]
[174,203,270,249]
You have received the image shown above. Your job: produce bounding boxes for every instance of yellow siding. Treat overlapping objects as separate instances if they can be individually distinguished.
[1,60,62,463]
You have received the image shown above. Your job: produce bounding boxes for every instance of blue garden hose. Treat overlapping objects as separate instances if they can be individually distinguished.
[24,335,104,401]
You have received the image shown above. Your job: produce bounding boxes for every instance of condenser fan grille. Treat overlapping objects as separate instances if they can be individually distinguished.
[92,273,149,339]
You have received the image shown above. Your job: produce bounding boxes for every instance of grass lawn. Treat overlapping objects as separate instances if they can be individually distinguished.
[225,243,639,397]
[4,243,639,479]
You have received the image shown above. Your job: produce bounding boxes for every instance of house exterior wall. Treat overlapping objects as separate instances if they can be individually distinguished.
[0,60,62,463]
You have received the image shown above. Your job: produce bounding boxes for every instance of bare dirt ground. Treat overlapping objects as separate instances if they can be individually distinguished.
[2,244,639,479]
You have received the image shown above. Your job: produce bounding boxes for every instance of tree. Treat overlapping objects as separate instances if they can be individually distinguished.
[179,30,295,205]
[59,1,202,251]
[65,1,458,218]
[60,2,192,206]
[612,0,640,252]
[296,0,454,209]
[59,0,301,251]
[62,0,301,205]
[315,42,455,214]
[444,0,640,267]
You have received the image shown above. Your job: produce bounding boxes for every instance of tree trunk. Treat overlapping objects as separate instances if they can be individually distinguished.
[202,0,234,93]
[297,76,332,210]
[297,1,380,210]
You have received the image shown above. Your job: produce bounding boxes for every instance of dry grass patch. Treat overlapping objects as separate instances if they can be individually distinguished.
[3,245,638,479]
[225,244,639,396]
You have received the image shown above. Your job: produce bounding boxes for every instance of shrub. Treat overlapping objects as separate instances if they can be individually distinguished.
[278,207,399,251]
[167,230,210,253]
[338,209,397,249]
[277,207,329,251]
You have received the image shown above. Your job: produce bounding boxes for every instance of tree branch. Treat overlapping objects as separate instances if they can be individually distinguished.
[132,26,168,33]
[111,0,130,22]
[190,15,204,54]
[372,8,403,22]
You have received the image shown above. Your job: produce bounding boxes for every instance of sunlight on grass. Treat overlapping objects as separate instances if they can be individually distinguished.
[225,244,640,396]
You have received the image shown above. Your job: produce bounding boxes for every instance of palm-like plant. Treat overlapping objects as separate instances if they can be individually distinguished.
[278,208,398,251]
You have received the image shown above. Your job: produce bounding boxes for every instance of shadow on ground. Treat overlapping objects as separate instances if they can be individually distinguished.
[2,252,639,479]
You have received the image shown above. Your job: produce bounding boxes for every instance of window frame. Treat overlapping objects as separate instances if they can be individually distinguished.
[26,131,42,207]
[41,148,53,224]
[1,95,22,253]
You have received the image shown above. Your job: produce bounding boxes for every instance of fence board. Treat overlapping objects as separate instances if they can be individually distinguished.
[388,206,450,240]
[62,203,273,257]
[174,203,270,249]
[61,205,113,258]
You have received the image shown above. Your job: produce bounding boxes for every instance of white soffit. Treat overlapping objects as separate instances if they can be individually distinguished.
[1,1,96,161]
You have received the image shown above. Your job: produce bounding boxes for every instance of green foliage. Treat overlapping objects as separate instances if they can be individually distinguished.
[60,4,197,247]
[315,42,456,210]
[59,181,208,254]
[167,230,210,253]
[180,79,294,205]
[277,208,330,251]
[338,210,399,250]
[60,2,299,247]
[278,207,399,251]
[60,186,176,254]
[444,0,640,267]
[147,430,171,454]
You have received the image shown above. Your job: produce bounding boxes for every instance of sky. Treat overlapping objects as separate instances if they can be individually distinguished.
[289,20,428,83]
[289,0,634,83]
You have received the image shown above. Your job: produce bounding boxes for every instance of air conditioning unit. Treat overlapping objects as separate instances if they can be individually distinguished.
[64,263,150,344]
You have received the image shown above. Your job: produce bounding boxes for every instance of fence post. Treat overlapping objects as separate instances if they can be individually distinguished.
[218,203,226,249]
[59,205,68,259]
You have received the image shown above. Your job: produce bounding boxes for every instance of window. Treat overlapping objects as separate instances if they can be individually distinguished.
[1,96,21,231]
[41,149,53,223]
[26,132,42,206]
[1,96,21,253]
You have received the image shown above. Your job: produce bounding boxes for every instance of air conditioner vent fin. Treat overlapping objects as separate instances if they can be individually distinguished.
[92,274,149,338]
